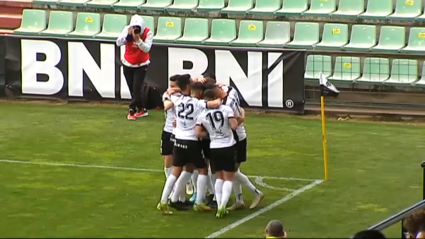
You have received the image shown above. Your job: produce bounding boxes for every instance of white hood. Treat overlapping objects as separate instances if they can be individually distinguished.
[129,14,145,32]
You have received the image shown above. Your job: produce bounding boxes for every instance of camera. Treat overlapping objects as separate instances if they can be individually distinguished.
[133,26,141,34]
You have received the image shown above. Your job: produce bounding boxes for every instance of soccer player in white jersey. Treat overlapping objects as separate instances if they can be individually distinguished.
[196,89,239,218]
[203,80,265,210]
[158,74,222,214]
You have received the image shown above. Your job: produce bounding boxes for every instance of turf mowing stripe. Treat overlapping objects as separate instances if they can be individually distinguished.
[204,179,324,238]
[0,159,319,182]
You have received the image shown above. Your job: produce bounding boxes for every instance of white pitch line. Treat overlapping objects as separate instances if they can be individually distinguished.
[0,159,320,182]
[204,179,323,238]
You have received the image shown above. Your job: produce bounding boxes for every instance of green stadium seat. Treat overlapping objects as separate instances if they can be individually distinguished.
[203,19,236,46]
[286,22,319,49]
[413,64,425,87]
[248,0,280,15]
[359,0,393,19]
[167,0,198,11]
[67,12,101,38]
[257,21,290,47]
[330,0,364,18]
[14,9,47,35]
[33,0,57,5]
[304,55,332,80]
[221,0,254,14]
[387,0,422,20]
[96,14,128,40]
[371,26,405,53]
[113,0,145,9]
[342,25,376,51]
[275,0,307,16]
[329,56,361,82]
[357,58,390,83]
[385,59,418,85]
[175,18,209,44]
[139,16,154,33]
[196,0,224,11]
[230,20,263,46]
[314,23,348,50]
[401,27,425,53]
[86,0,117,8]
[58,0,90,7]
[303,0,336,17]
[138,0,172,10]
[39,11,73,37]
[153,17,182,43]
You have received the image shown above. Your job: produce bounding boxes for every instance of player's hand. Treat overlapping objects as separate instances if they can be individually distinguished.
[167,87,181,95]
[132,31,140,41]
[172,120,176,128]
[128,26,133,35]
[198,77,207,83]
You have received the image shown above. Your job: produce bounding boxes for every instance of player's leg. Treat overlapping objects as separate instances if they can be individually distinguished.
[207,159,218,208]
[189,169,198,203]
[170,164,193,210]
[217,146,237,218]
[191,141,214,211]
[161,131,173,178]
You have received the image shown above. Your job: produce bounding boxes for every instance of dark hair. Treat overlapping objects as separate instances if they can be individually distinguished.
[177,74,191,91]
[353,230,386,239]
[191,81,205,91]
[204,83,218,91]
[202,72,216,82]
[170,74,180,82]
[203,89,216,100]
[405,209,425,235]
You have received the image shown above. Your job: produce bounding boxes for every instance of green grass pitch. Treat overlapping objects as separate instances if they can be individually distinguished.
[0,102,424,238]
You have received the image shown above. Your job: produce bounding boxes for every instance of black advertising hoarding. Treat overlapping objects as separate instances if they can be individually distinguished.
[0,36,5,97]
[4,35,305,112]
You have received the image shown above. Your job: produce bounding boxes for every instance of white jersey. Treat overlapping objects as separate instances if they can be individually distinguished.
[197,105,236,149]
[170,93,208,141]
[220,86,247,141]
[162,92,175,134]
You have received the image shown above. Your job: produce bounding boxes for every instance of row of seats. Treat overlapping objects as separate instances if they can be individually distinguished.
[306,55,425,86]
[13,10,425,51]
[33,0,425,21]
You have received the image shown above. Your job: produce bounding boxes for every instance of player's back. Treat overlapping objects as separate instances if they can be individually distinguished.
[198,105,235,149]
[162,92,175,133]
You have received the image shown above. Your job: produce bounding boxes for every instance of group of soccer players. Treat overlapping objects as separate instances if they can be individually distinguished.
[157,73,264,218]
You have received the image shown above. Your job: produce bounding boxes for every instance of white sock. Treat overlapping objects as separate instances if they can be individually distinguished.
[191,170,199,193]
[171,171,192,202]
[214,179,224,208]
[210,173,217,194]
[179,181,186,202]
[221,180,233,209]
[235,170,260,195]
[195,174,208,205]
[233,180,244,204]
[164,167,172,178]
[161,174,177,203]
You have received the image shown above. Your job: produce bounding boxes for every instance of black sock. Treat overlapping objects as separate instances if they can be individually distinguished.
[129,109,135,115]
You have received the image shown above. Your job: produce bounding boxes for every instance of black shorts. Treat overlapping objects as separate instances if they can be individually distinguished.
[210,146,237,172]
[199,139,211,159]
[160,131,174,156]
[236,138,247,163]
[173,139,206,169]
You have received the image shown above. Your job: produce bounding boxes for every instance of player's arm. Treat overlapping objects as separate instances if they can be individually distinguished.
[166,87,181,95]
[225,106,238,130]
[206,98,222,109]
[162,93,174,110]
[237,107,245,125]
[195,116,208,138]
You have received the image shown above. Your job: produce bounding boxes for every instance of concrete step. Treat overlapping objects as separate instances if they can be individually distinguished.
[0,13,22,29]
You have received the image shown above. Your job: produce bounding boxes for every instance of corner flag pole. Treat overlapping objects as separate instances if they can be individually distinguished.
[318,72,339,181]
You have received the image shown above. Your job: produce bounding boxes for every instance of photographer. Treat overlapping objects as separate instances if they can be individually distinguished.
[116,14,153,120]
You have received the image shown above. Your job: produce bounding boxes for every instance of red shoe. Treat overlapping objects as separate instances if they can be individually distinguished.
[127,113,136,120]
[135,110,149,118]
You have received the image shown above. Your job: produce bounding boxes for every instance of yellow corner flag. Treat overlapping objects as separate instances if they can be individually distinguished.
[318,72,339,181]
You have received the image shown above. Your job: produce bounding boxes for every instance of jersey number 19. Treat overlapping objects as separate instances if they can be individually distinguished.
[206,111,224,130]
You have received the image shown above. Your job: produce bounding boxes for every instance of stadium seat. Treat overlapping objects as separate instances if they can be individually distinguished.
[330,0,364,18]
[303,0,336,17]
[203,19,236,45]
[371,26,405,53]
[67,12,101,38]
[304,55,332,80]
[286,22,319,49]
[141,16,155,33]
[196,0,225,11]
[39,11,73,37]
[413,64,425,87]
[33,0,57,5]
[359,0,393,19]
[86,0,118,8]
[385,59,418,85]
[329,56,361,82]
[342,25,376,51]
[230,20,263,46]
[175,18,209,44]
[401,27,425,53]
[113,0,145,9]
[275,0,307,16]
[96,14,128,40]
[357,58,390,83]
[387,0,422,20]
[14,9,47,35]
[257,21,290,47]
[167,0,198,12]
[58,0,90,7]
[314,23,348,50]
[153,17,182,43]
[248,0,280,15]
[138,0,172,10]
[221,0,254,14]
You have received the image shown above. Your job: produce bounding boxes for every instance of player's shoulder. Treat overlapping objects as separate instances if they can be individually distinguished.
[220,105,233,112]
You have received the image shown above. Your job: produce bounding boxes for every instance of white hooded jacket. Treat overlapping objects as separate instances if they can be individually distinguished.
[116,14,153,67]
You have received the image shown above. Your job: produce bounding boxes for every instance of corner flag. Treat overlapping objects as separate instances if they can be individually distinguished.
[318,72,339,181]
